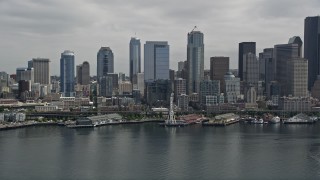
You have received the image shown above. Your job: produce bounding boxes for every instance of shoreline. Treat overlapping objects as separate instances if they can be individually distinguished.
[0,119,165,131]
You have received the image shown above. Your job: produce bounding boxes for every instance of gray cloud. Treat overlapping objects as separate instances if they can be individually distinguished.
[0,0,319,76]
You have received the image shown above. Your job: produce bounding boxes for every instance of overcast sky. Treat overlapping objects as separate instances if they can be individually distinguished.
[0,0,319,76]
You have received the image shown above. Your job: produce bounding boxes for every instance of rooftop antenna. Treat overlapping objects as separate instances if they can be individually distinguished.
[191,26,197,32]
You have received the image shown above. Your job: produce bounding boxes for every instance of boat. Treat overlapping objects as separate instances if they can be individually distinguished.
[252,118,264,124]
[270,116,280,124]
[283,113,316,124]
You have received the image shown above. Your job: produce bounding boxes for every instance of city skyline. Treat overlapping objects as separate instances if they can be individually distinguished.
[1,0,319,75]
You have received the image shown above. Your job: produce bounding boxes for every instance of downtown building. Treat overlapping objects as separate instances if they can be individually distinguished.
[243,53,259,97]
[144,41,170,106]
[129,37,141,84]
[238,42,256,81]
[304,16,320,91]
[174,78,186,102]
[224,71,240,103]
[274,37,302,96]
[187,30,204,95]
[97,47,114,97]
[210,56,229,94]
[76,61,90,85]
[28,58,50,85]
[199,80,220,105]
[144,41,169,82]
[60,50,75,97]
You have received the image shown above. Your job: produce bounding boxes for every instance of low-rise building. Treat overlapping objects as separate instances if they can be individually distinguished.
[279,96,312,112]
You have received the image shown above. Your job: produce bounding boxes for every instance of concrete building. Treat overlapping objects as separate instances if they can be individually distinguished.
[60,50,75,97]
[129,37,141,83]
[224,71,240,103]
[210,56,229,93]
[28,58,50,85]
[97,47,114,82]
[144,41,169,81]
[174,78,186,102]
[76,61,90,85]
[239,42,256,80]
[304,16,320,90]
[205,95,224,106]
[246,85,257,103]
[279,96,311,112]
[187,30,204,95]
[136,73,144,97]
[119,81,132,95]
[178,94,189,111]
[287,58,308,97]
[199,80,220,105]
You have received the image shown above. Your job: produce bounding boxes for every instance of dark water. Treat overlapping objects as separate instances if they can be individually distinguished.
[0,123,320,180]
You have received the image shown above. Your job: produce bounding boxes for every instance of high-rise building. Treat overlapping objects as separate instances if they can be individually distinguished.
[274,38,301,96]
[287,58,308,97]
[76,61,90,85]
[97,47,114,82]
[97,47,114,97]
[243,53,259,85]
[60,50,75,97]
[260,48,274,87]
[187,30,204,95]
[210,57,229,93]
[238,42,256,80]
[129,37,141,83]
[16,67,34,84]
[304,16,320,90]
[28,58,50,85]
[144,41,169,81]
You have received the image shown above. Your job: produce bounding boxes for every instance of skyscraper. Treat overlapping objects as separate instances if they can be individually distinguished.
[129,37,141,83]
[304,16,320,90]
[28,58,50,85]
[187,30,204,95]
[60,50,75,97]
[287,58,308,97]
[243,53,259,86]
[97,47,114,82]
[274,39,301,96]
[238,42,256,81]
[144,41,169,82]
[210,56,229,93]
[76,61,90,85]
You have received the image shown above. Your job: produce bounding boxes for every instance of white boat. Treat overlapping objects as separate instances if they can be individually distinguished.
[283,113,315,124]
[270,116,280,124]
[252,118,264,124]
